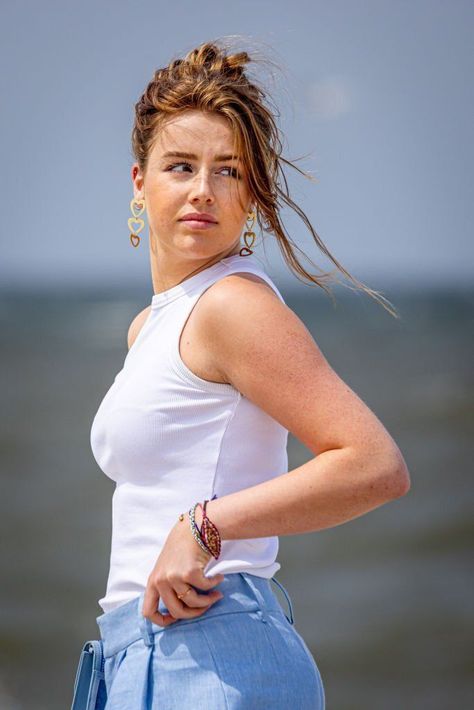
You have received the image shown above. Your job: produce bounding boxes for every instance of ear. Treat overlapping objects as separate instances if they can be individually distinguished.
[131,163,145,199]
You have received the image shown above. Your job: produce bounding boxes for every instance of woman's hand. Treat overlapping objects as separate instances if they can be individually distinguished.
[142,510,225,628]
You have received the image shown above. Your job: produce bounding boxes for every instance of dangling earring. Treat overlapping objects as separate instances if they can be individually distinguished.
[240,209,256,256]
[128,196,146,248]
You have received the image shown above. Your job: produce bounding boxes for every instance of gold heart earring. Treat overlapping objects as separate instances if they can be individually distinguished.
[240,209,256,256]
[128,196,146,248]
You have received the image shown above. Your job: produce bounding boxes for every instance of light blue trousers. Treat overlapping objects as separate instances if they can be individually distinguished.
[96,572,325,709]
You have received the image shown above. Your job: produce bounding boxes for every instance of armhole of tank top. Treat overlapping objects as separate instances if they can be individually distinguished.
[168,264,286,395]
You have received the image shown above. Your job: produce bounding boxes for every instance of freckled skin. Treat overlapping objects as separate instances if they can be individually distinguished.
[131,109,253,296]
[132,110,411,629]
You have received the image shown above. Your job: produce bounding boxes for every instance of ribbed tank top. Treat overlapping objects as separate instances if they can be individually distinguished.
[90,254,289,613]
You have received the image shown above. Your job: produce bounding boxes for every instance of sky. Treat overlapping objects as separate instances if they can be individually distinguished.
[0,0,472,291]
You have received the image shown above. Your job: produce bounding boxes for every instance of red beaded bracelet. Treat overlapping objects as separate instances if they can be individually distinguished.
[196,498,222,559]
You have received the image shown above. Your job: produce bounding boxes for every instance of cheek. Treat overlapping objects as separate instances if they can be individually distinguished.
[146,181,181,220]
[148,178,175,202]
[222,180,248,203]
[218,183,249,218]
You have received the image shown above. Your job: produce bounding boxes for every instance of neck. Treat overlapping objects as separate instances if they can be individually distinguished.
[148,233,241,295]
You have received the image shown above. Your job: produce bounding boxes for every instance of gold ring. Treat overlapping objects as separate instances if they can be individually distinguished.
[177,586,193,600]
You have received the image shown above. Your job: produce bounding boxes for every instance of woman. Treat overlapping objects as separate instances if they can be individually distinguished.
[90,41,410,709]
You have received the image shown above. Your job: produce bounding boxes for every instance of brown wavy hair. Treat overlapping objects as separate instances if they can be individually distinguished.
[131,39,398,318]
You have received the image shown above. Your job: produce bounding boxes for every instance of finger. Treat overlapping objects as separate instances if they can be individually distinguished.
[176,585,224,609]
[161,587,222,620]
[142,584,177,628]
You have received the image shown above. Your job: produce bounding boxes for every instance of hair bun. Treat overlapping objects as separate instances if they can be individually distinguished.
[222,51,250,80]
[183,43,250,80]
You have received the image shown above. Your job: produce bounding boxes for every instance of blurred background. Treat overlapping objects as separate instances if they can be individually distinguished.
[0,1,472,708]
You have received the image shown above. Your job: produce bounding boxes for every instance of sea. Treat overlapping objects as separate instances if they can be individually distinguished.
[0,282,472,709]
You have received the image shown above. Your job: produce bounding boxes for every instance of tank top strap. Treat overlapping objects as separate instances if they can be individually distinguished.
[167,255,285,394]
[217,255,286,304]
[179,254,286,335]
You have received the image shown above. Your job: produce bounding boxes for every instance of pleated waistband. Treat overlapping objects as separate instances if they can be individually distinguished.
[96,572,294,658]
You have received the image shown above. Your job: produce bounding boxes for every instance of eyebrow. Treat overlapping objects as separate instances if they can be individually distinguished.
[161,151,241,162]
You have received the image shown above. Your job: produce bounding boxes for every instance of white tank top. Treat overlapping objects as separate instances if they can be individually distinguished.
[90,254,289,613]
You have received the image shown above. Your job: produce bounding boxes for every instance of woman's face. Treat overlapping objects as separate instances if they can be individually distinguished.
[131,109,253,265]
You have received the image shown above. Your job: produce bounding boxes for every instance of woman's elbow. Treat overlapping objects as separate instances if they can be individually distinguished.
[370,445,411,500]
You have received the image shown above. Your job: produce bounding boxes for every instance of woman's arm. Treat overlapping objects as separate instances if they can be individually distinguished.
[193,274,411,539]
[143,274,410,626]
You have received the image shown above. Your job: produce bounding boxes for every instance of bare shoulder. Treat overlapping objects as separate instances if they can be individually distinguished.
[127,305,152,349]
[180,272,281,384]
[200,272,316,382]
[201,273,407,481]
[191,271,286,367]
[196,271,313,392]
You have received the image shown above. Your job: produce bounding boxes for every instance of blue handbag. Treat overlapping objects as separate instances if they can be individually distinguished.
[71,639,107,710]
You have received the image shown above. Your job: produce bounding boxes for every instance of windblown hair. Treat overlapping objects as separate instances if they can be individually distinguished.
[131,39,397,317]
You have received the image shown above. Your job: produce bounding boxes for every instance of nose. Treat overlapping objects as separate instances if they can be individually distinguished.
[188,168,215,204]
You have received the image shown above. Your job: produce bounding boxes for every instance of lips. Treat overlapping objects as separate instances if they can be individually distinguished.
[179,213,217,224]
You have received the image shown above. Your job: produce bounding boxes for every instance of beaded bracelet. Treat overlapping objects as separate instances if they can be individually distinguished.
[198,499,222,559]
[188,502,214,556]
[184,498,221,560]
